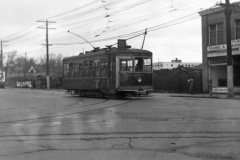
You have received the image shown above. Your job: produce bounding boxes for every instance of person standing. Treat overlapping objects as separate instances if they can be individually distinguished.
[188,76,194,94]
[208,79,212,96]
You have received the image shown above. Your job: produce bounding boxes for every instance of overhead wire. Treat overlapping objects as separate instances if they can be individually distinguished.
[2,0,196,42]
[52,0,210,45]
[52,12,200,46]
[51,0,200,42]
[55,0,213,39]
[3,0,220,55]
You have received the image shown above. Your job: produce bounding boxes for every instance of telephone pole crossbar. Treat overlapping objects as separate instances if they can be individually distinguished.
[37,20,56,90]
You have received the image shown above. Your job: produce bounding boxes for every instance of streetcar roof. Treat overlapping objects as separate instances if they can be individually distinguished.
[63,48,152,62]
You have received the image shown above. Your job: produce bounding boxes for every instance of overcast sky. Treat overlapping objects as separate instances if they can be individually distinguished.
[0,0,239,63]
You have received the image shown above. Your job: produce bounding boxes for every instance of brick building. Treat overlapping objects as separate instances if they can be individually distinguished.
[199,3,240,93]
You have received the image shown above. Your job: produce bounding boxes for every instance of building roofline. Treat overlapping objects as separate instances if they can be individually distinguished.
[199,2,240,16]
[198,7,224,16]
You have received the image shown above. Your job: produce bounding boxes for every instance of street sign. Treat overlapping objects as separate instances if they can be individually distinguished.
[28,66,36,73]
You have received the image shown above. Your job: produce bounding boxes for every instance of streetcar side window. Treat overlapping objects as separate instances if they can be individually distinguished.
[144,58,152,72]
[95,60,99,77]
[74,63,79,78]
[89,60,94,67]
[100,58,108,77]
[89,60,95,77]
[69,63,74,78]
[94,60,100,67]
[78,63,83,77]
[82,61,89,77]
[84,61,89,67]
[63,63,69,77]
[100,62,108,77]
[95,60,100,77]
[120,59,133,71]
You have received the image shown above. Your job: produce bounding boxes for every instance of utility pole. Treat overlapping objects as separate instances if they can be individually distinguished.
[24,52,27,79]
[37,20,56,90]
[221,0,234,98]
[0,40,8,79]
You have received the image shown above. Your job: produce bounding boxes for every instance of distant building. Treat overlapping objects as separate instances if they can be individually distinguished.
[199,3,240,93]
[153,58,200,70]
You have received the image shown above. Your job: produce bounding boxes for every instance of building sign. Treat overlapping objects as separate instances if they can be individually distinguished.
[16,81,32,88]
[207,39,240,51]
[212,87,227,93]
[207,44,226,51]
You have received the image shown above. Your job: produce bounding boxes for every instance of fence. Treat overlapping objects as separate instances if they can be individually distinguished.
[153,67,202,93]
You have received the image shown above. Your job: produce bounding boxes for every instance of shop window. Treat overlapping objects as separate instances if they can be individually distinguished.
[218,79,227,87]
[209,23,224,45]
[235,19,240,39]
[234,65,240,86]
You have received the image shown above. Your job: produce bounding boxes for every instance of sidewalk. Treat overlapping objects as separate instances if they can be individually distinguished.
[169,93,240,99]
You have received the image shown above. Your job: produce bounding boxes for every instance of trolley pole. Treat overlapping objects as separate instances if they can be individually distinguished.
[225,0,234,98]
[37,20,56,90]
[141,28,148,49]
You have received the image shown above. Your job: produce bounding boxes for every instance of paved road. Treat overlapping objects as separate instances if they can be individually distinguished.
[0,88,240,160]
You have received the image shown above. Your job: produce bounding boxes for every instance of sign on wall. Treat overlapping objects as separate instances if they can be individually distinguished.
[212,87,227,93]
[207,39,240,51]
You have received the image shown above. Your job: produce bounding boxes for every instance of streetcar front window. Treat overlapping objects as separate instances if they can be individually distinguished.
[134,57,152,72]
[120,59,133,71]
[135,57,143,71]
[144,58,152,72]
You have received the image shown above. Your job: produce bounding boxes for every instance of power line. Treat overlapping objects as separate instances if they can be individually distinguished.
[53,12,199,46]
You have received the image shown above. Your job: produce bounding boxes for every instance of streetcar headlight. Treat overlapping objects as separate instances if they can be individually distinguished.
[137,77,142,83]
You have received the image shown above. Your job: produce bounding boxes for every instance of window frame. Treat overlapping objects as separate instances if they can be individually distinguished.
[235,19,240,39]
[208,23,224,46]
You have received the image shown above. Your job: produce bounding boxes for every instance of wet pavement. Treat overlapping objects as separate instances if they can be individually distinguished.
[0,88,240,160]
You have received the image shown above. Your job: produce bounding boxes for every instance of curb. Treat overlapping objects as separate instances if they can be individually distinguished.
[169,94,240,99]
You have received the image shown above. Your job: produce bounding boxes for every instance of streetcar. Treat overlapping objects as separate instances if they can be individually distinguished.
[62,39,153,97]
